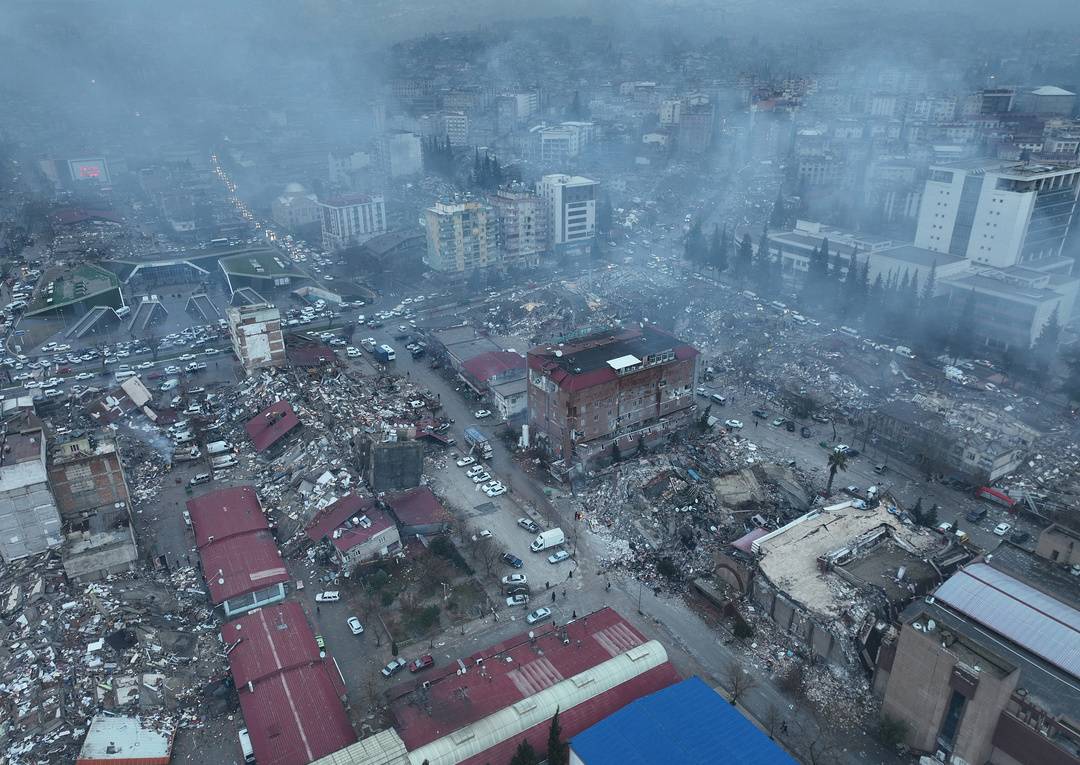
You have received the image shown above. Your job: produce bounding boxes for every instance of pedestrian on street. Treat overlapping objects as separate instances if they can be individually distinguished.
[551,591,556,603]
[316,606,320,614]
[780,721,788,735]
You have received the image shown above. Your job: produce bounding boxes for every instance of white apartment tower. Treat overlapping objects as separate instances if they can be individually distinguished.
[537,174,598,257]
[318,193,387,251]
[915,159,1080,270]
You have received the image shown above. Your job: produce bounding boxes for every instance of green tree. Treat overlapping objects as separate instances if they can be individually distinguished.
[709,224,729,273]
[684,219,705,265]
[768,188,787,230]
[547,709,567,765]
[825,449,849,496]
[734,235,753,283]
[1032,306,1061,376]
[752,230,772,295]
[509,739,539,765]
[949,289,978,361]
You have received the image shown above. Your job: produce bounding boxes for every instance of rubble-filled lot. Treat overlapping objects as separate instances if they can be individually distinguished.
[0,553,227,764]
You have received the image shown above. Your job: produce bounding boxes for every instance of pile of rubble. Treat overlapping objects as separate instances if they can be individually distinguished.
[0,553,227,764]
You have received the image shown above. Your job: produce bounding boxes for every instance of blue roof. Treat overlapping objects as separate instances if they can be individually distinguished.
[570,676,798,765]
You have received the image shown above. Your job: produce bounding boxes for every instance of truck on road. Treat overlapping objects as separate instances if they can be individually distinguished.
[530,528,566,552]
[464,426,493,460]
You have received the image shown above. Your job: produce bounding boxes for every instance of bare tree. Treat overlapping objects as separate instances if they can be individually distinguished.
[764,704,784,741]
[791,719,840,765]
[723,659,758,706]
[474,537,500,576]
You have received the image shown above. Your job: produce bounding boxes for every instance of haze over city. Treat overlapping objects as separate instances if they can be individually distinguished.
[0,3,1079,765]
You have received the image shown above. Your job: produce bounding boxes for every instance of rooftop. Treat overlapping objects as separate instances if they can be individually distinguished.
[1031,85,1076,97]
[386,486,450,528]
[27,264,120,315]
[320,193,381,208]
[187,486,265,549]
[528,326,697,392]
[755,500,935,619]
[462,351,526,384]
[935,158,1080,179]
[943,271,1061,303]
[306,494,394,552]
[199,529,288,604]
[76,714,173,764]
[873,244,965,268]
[390,608,680,757]
[933,562,1079,680]
[246,400,302,453]
[222,602,322,687]
[570,676,797,765]
[219,251,306,279]
[238,661,356,765]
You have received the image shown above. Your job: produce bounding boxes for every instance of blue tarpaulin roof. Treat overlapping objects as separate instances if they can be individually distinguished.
[570,676,798,765]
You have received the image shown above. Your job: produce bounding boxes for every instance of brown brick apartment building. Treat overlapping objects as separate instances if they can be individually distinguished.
[527,326,699,470]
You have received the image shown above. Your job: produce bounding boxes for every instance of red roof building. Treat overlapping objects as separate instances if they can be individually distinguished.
[389,607,680,765]
[223,603,357,765]
[199,529,288,611]
[461,350,526,393]
[526,326,699,468]
[246,400,301,453]
[385,486,452,535]
[187,486,265,548]
[305,494,401,571]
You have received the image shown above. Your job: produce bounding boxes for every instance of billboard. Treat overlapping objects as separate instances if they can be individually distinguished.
[67,158,110,184]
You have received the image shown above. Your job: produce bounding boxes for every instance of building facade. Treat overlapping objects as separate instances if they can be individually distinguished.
[489,185,548,268]
[527,326,699,469]
[423,199,499,273]
[378,131,423,177]
[537,174,598,257]
[915,159,1080,269]
[271,184,320,230]
[318,193,387,251]
[227,303,286,373]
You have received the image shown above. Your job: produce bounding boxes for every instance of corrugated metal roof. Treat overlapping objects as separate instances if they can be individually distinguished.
[309,729,409,765]
[222,603,322,687]
[570,676,797,765]
[187,486,265,549]
[934,563,1080,679]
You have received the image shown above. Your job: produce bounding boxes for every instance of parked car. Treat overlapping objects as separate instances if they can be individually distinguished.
[347,616,364,635]
[993,522,1012,536]
[315,591,341,603]
[456,456,475,467]
[771,417,787,427]
[381,657,408,677]
[548,550,571,564]
[466,465,486,477]
[501,574,527,586]
[965,508,988,523]
[1010,531,1031,544]
[751,409,769,419]
[526,607,553,625]
[506,594,530,607]
[723,419,743,430]
[475,409,492,419]
[471,471,492,483]
[502,552,524,568]
[409,655,435,673]
[517,518,540,534]
[486,485,507,497]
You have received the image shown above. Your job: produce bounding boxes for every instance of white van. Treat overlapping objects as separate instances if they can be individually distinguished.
[238,728,255,764]
[211,455,238,469]
[115,370,137,382]
[160,378,179,392]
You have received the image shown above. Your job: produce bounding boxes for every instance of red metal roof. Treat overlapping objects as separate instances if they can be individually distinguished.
[199,530,288,604]
[386,486,450,528]
[462,351,525,384]
[305,494,394,552]
[246,400,301,453]
[238,661,357,765]
[390,607,673,751]
[187,486,265,549]
[459,662,680,765]
[222,603,322,687]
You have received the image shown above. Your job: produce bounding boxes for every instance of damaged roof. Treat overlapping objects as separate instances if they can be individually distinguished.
[305,493,394,552]
[222,602,323,687]
[385,486,450,527]
[246,399,301,453]
[187,486,265,548]
[199,529,288,604]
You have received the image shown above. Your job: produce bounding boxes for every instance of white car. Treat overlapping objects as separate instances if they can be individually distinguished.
[347,616,364,635]
[506,594,530,608]
[315,591,340,603]
[724,419,744,429]
[346,346,361,358]
[474,409,492,419]
[485,484,507,497]
[456,456,475,467]
[547,550,571,564]
[993,522,1012,536]
[471,472,492,484]
[136,361,154,369]
[502,574,527,586]
[526,607,552,625]
[466,465,486,477]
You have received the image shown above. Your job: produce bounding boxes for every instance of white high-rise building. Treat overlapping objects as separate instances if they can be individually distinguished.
[537,174,598,257]
[915,159,1080,270]
[318,193,387,251]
